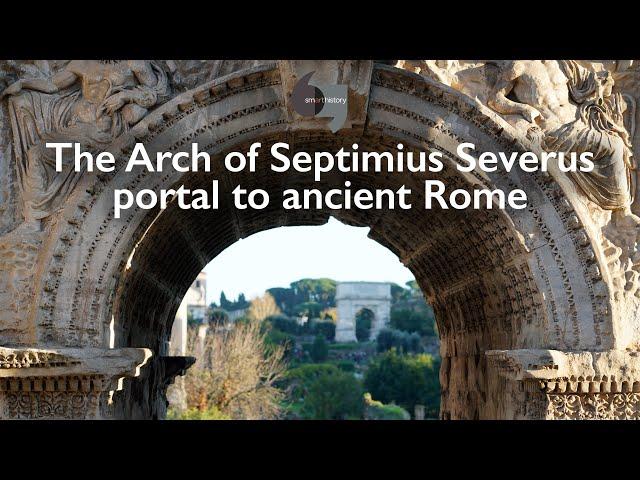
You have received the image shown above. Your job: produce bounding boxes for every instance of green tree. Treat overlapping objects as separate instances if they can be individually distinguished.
[208,307,229,326]
[264,328,296,359]
[390,283,408,302]
[284,363,342,399]
[302,369,364,419]
[313,320,336,341]
[310,335,328,362]
[376,328,422,353]
[290,278,337,307]
[236,293,249,309]
[364,350,440,418]
[406,280,419,293]
[266,314,300,335]
[267,287,298,315]
[293,301,323,319]
[390,307,436,336]
[219,291,231,310]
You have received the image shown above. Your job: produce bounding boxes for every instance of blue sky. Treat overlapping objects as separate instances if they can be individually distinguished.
[203,216,415,305]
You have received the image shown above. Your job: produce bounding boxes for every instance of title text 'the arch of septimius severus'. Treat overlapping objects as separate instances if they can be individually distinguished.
[2,60,640,419]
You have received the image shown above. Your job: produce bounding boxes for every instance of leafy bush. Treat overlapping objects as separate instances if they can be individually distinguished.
[310,335,329,362]
[376,328,422,354]
[364,350,440,418]
[333,360,356,372]
[293,301,324,319]
[301,369,364,420]
[312,320,336,340]
[284,363,342,399]
[265,328,296,358]
[328,342,362,351]
[267,314,301,335]
[167,406,230,420]
[207,308,229,326]
[363,393,410,420]
[285,363,340,382]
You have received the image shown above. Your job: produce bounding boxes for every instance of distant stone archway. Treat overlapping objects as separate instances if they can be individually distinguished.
[335,282,391,342]
[2,60,640,419]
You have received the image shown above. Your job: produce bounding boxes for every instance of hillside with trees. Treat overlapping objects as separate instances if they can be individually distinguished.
[170,278,441,420]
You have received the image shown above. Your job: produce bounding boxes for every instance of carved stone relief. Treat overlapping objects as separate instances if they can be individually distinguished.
[398,59,640,351]
[1,60,639,419]
[0,346,151,419]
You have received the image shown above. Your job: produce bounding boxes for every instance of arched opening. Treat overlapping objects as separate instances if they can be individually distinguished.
[106,131,541,420]
[34,63,607,419]
[164,217,434,419]
[355,308,375,342]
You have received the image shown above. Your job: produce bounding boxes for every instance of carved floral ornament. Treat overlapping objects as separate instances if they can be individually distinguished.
[487,349,640,419]
[0,347,151,419]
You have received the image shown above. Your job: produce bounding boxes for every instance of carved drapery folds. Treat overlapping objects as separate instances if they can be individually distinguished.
[398,59,640,347]
[2,60,169,222]
[399,60,637,214]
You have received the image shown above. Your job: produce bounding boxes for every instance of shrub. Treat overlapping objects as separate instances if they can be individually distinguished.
[265,328,296,358]
[167,406,230,420]
[267,314,301,335]
[183,322,288,420]
[310,335,329,363]
[328,342,361,351]
[302,369,364,419]
[364,350,440,418]
[376,328,422,354]
[284,363,342,399]
[312,320,336,341]
[293,301,324,319]
[207,308,229,326]
[363,393,410,420]
[334,360,356,372]
[390,307,436,336]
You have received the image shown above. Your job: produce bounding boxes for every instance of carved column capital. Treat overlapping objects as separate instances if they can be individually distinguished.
[0,347,151,419]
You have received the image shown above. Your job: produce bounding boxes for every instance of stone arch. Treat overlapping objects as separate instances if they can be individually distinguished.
[335,282,392,342]
[2,60,628,419]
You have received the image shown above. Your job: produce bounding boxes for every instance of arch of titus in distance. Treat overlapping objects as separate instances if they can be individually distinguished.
[3,60,640,419]
[335,282,391,343]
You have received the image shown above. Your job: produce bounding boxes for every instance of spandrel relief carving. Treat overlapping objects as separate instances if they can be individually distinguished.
[398,60,640,302]
[400,60,637,217]
[0,60,169,222]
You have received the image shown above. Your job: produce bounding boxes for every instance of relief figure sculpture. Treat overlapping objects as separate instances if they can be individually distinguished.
[0,60,168,222]
[410,60,637,224]
[488,60,636,223]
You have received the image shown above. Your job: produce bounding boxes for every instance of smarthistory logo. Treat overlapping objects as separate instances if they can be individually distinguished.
[290,71,348,133]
